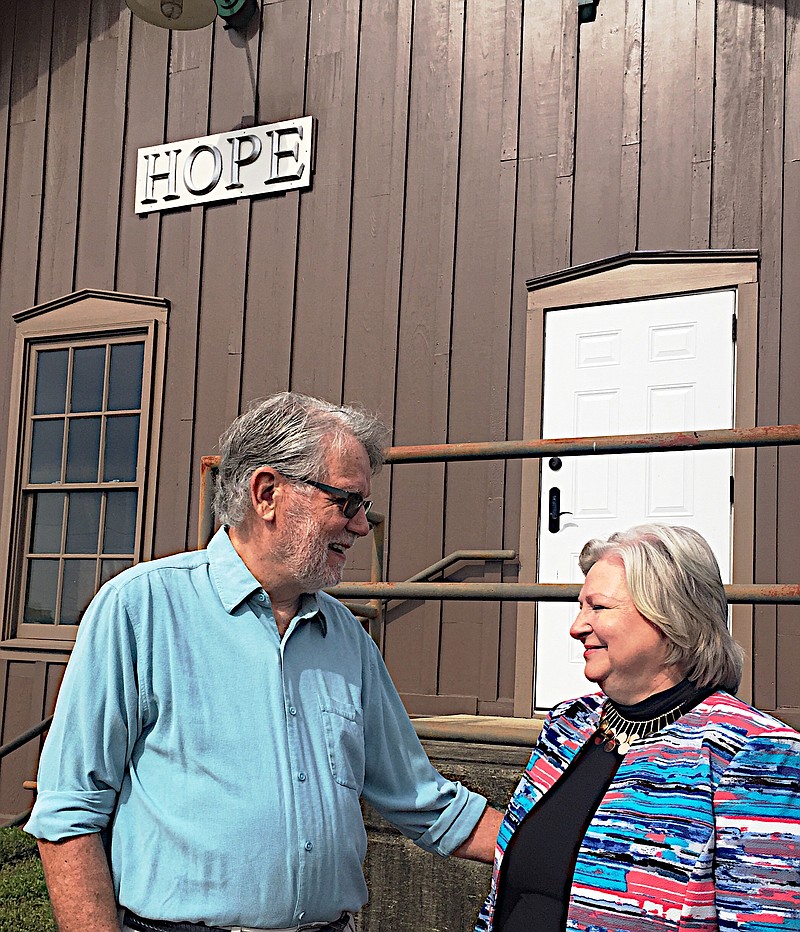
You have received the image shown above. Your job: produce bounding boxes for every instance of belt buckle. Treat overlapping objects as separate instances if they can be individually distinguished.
[226,927,273,932]
[226,927,274,932]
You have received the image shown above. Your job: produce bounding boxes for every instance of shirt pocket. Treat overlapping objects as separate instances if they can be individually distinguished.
[319,700,365,792]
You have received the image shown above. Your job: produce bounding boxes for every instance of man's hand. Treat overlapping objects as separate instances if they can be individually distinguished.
[38,833,120,932]
[451,805,504,864]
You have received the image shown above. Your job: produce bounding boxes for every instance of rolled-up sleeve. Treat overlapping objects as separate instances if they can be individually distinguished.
[360,640,487,857]
[25,583,142,842]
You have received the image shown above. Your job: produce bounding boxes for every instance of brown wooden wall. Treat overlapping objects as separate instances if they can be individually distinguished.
[1,0,799,788]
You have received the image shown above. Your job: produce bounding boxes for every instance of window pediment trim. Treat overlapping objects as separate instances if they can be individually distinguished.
[14,289,169,326]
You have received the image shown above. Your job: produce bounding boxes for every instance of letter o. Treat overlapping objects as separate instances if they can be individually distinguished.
[183,144,223,196]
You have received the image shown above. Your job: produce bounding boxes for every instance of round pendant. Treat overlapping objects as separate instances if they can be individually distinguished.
[604,739,617,753]
[617,741,631,754]
[616,731,628,744]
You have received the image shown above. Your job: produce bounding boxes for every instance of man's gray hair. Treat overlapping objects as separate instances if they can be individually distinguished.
[214,392,390,527]
[578,524,743,692]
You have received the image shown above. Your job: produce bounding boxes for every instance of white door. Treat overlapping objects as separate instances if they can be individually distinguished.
[534,290,736,708]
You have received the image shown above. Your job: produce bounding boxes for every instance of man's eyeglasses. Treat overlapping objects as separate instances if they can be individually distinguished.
[300,479,373,520]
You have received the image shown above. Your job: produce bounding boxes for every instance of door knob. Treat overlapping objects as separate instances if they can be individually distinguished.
[548,487,573,533]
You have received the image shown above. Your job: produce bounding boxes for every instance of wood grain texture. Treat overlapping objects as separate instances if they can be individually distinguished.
[690,0,715,248]
[711,0,765,249]
[116,16,169,296]
[188,19,261,542]
[240,0,310,406]
[571,0,643,264]
[0,1,17,250]
[510,0,577,714]
[774,5,800,712]
[339,0,411,582]
[36,0,91,303]
[74,4,131,290]
[383,0,465,697]
[440,0,520,702]
[0,0,53,317]
[639,0,698,249]
[0,0,53,467]
[0,661,45,818]
[289,0,360,402]
[0,4,17,502]
[151,26,213,556]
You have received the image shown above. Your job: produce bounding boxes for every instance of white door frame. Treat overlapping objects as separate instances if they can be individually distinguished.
[514,251,759,717]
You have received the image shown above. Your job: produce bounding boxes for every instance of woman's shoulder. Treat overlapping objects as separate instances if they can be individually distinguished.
[697,690,799,737]
[689,690,800,767]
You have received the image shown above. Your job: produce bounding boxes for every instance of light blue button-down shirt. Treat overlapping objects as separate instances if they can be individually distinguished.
[26,529,486,927]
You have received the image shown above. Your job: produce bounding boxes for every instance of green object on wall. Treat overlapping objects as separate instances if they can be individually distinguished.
[215,0,257,28]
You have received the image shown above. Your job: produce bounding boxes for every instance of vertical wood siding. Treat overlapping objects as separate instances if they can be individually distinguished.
[0,0,799,723]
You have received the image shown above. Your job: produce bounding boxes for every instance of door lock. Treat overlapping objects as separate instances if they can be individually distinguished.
[548,487,573,533]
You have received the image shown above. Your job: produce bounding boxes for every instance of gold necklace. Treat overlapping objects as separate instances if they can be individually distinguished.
[595,700,686,755]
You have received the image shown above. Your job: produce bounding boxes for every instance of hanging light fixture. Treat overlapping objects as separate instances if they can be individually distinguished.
[125,0,217,29]
[125,0,257,30]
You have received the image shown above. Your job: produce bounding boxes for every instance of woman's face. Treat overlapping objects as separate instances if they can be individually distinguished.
[570,557,682,704]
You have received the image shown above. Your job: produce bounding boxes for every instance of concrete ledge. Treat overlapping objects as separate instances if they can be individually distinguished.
[412,713,544,747]
[361,733,530,932]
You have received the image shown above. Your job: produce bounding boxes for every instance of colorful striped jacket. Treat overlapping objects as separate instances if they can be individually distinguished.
[475,691,800,932]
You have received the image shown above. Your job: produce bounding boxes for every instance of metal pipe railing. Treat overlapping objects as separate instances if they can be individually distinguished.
[0,715,52,761]
[328,582,800,604]
[405,550,517,583]
[199,424,800,609]
[384,424,800,463]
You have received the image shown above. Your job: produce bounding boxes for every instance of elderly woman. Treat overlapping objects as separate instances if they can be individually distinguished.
[476,524,800,932]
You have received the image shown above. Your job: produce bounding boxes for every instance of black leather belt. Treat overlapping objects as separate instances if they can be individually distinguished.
[124,914,228,932]
[123,909,352,932]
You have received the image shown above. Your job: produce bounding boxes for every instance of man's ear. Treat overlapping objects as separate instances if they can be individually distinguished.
[250,467,280,522]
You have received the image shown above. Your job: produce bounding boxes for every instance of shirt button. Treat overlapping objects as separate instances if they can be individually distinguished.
[257,592,266,602]
[288,706,297,716]
[298,772,306,782]
[305,841,313,851]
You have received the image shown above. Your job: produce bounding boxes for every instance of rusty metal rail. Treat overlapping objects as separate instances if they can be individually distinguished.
[199,424,800,607]
[328,582,800,604]
[384,424,800,463]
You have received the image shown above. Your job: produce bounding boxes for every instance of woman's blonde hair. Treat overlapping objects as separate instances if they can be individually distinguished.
[578,524,743,692]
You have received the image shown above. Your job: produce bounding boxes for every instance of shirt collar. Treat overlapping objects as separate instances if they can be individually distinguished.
[207,528,328,634]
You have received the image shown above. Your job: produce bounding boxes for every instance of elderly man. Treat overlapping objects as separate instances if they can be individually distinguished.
[27,392,502,932]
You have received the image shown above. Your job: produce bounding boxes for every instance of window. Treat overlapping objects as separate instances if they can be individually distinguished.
[0,291,168,645]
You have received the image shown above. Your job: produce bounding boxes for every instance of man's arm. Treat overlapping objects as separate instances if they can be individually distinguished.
[451,805,504,864]
[38,834,120,932]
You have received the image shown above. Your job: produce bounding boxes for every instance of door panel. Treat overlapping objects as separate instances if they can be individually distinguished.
[535,290,736,708]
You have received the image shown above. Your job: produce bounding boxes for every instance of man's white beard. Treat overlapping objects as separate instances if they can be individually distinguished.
[277,501,351,591]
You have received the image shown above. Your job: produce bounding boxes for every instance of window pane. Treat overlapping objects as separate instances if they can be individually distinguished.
[23,560,59,624]
[100,559,131,586]
[61,560,96,624]
[30,419,64,483]
[108,343,144,411]
[103,490,137,554]
[103,415,139,482]
[31,493,66,553]
[34,350,69,415]
[65,417,101,483]
[66,492,102,554]
[70,346,106,413]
